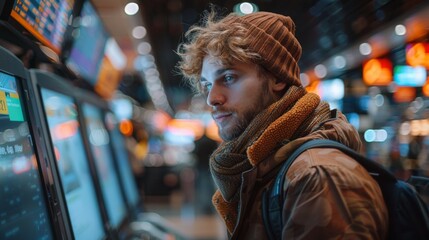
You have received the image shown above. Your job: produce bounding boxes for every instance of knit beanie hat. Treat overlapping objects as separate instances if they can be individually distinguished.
[224,12,302,87]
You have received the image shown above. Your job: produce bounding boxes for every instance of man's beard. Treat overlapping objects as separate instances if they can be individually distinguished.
[217,82,277,141]
[219,105,263,141]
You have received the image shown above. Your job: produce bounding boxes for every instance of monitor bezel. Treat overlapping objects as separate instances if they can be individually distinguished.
[0,45,71,239]
[7,0,81,56]
[0,0,13,21]
[27,68,110,240]
[75,89,132,237]
[105,110,143,215]
[61,0,110,86]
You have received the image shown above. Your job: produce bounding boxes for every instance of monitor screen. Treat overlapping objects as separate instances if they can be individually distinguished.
[94,38,126,99]
[81,103,127,228]
[0,70,54,239]
[10,0,75,54]
[66,1,108,85]
[40,88,105,240]
[105,112,140,209]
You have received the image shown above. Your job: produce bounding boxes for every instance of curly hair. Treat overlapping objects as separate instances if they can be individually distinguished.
[177,11,261,94]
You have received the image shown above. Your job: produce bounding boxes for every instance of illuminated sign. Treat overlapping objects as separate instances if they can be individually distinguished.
[406,43,429,69]
[316,78,344,101]
[394,65,427,86]
[362,59,392,86]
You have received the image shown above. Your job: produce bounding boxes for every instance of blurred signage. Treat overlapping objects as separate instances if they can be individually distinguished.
[401,120,429,136]
[95,56,122,99]
[393,86,416,103]
[394,65,427,86]
[406,43,429,69]
[316,78,344,101]
[363,59,392,86]
[166,119,204,140]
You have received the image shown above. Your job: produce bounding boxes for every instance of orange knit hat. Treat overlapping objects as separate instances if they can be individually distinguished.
[224,12,302,87]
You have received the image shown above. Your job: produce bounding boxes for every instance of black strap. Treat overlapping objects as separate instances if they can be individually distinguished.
[262,139,397,240]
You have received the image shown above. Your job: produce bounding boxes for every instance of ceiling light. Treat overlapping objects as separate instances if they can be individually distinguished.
[132,26,147,39]
[125,2,139,15]
[314,64,327,78]
[240,2,254,14]
[233,2,259,15]
[137,42,152,55]
[359,42,372,55]
[300,73,310,87]
[395,24,406,36]
[333,55,346,69]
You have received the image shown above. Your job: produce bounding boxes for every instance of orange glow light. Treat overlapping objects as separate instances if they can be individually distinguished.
[305,79,320,94]
[406,43,429,69]
[119,119,134,137]
[167,119,204,140]
[95,56,123,100]
[393,87,416,103]
[363,59,393,86]
[423,77,429,97]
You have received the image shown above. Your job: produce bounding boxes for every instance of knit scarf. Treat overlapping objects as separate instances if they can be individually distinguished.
[209,86,332,233]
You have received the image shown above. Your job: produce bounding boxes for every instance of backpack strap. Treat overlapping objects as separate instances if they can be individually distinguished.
[262,139,397,240]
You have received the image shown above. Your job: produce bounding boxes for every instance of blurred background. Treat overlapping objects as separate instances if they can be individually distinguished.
[1,0,429,239]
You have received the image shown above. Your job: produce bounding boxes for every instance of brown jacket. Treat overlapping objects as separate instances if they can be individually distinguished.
[229,112,388,239]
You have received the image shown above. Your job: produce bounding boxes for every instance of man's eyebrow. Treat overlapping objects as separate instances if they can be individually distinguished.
[215,68,229,76]
[200,67,233,83]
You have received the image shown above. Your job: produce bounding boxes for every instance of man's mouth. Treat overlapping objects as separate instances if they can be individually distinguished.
[212,112,232,124]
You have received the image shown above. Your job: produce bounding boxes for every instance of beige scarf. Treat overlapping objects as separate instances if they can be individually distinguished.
[209,86,332,233]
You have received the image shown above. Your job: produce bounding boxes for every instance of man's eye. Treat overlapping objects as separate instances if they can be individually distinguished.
[224,74,235,83]
[202,82,212,93]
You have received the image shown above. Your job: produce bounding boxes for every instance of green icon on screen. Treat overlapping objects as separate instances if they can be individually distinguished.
[6,92,24,122]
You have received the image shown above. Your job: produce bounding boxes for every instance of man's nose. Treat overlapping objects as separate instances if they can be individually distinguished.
[206,84,225,107]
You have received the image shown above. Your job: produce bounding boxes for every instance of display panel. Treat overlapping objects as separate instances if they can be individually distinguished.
[10,0,75,53]
[94,38,126,100]
[66,1,108,85]
[81,103,127,228]
[40,88,105,240]
[0,70,54,239]
[105,112,140,209]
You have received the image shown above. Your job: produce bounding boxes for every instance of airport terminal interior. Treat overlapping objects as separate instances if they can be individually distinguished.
[1,0,429,239]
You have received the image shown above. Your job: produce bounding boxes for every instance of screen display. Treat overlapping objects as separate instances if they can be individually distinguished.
[0,71,54,239]
[11,0,75,53]
[82,103,127,228]
[106,112,140,209]
[66,1,108,85]
[40,88,105,240]
[94,38,126,99]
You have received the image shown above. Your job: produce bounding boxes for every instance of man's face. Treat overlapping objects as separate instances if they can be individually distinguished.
[201,56,282,141]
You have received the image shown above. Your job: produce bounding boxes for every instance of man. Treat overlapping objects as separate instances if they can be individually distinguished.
[177,11,387,239]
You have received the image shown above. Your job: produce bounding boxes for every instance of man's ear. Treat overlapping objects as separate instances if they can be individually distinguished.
[271,78,287,92]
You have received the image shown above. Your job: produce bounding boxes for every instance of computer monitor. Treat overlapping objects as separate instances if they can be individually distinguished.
[80,102,127,229]
[9,0,75,54]
[0,47,57,239]
[65,0,108,85]
[28,69,106,240]
[105,112,141,212]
